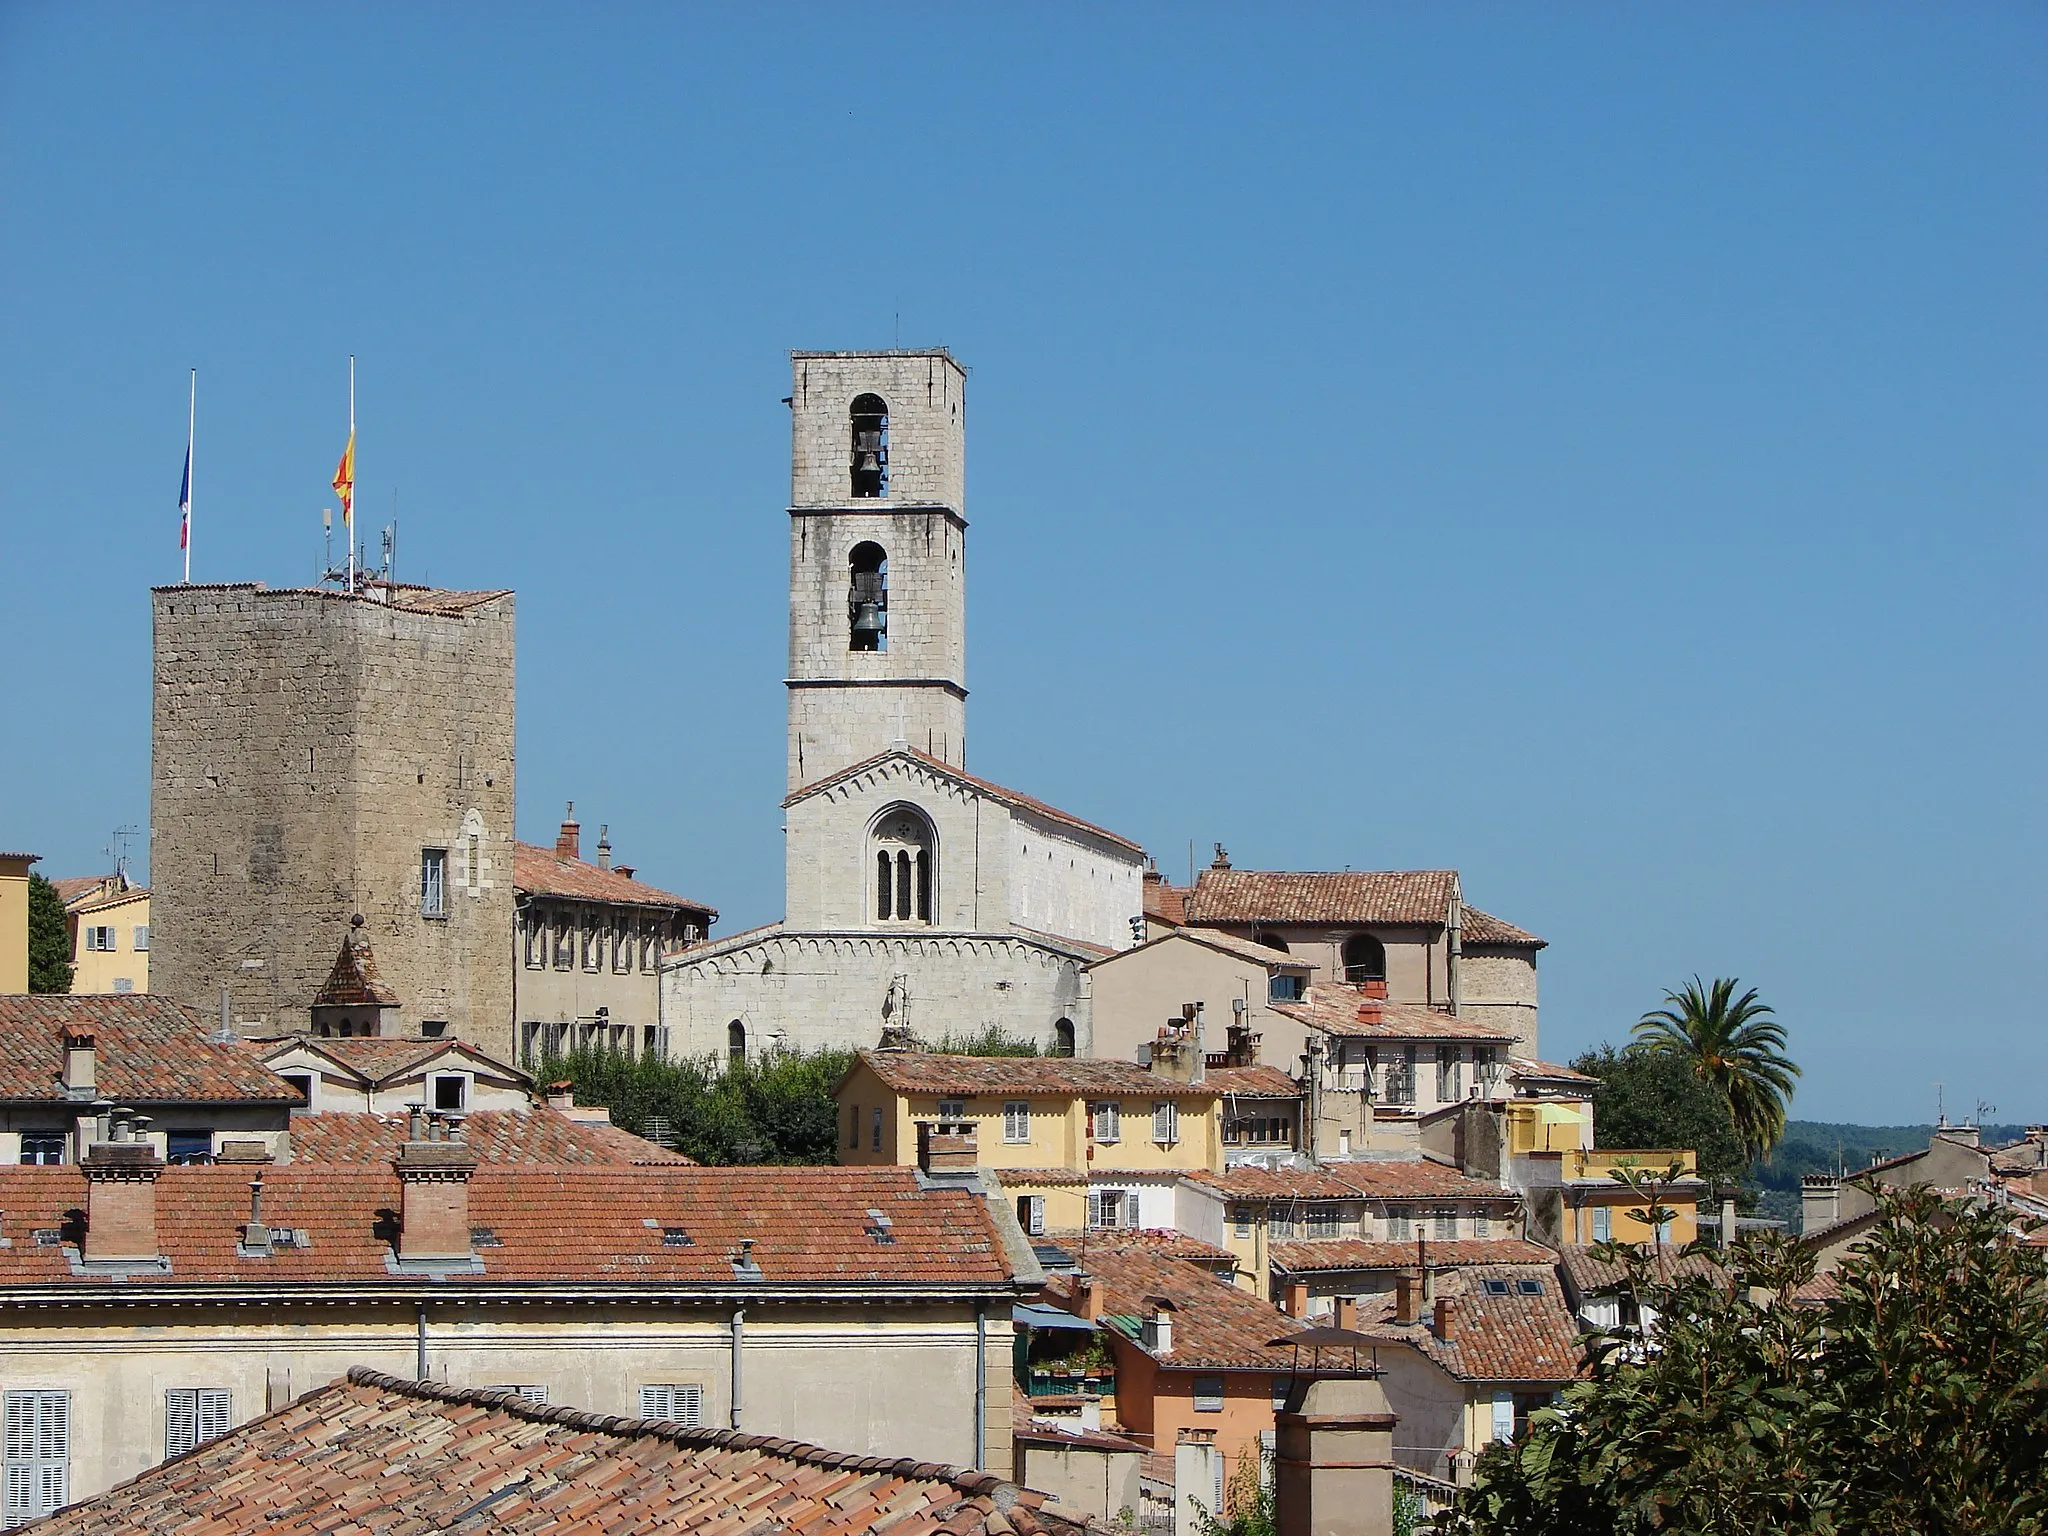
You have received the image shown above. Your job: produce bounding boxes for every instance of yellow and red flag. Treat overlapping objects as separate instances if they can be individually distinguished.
[332,431,355,523]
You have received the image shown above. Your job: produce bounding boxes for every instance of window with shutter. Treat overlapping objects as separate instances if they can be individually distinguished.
[1151,1101,1179,1145]
[1003,1102,1031,1144]
[1491,1391,1515,1442]
[638,1384,703,1426]
[1091,1102,1120,1143]
[164,1388,231,1458]
[4,1391,67,1528]
[1192,1376,1225,1413]
[1592,1206,1612,1242]
[1025,1195,1045,1236]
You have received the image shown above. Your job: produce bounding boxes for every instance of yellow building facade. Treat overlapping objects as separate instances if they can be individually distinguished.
[63,881,151,995]
[1558,1148,1703,1246]
[0,852,35,994]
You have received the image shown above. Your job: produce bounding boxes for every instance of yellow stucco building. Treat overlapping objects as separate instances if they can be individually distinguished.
[0,851,36,993]
[57,875,151,995]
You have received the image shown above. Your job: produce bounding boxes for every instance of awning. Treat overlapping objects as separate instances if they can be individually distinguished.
[1013,1303,1097,1332]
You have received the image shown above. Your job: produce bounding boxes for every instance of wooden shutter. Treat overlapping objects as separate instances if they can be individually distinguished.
[1026,1195,1045,1236]
[5,1391,67,1526]
[196,1390,230,1445]
[165,1390,198,1459]
[639,1385,702,1427]
[1086,1192,1103,1229]
[1152,1101,1178,1144]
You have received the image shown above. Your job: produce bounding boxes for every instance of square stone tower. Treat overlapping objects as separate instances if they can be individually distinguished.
[149,582,516,1054]
[786,350,968,791]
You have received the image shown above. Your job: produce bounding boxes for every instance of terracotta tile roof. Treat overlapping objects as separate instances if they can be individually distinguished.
[310,928,399,1008]
[1552,1244,1726,1299]
[786,746,1144,855]
[995,1167,1091,1188]
[0,852,41,863]
[1324,1161,1519,1201]
[1269,1238,1556,1275]
[1350,1264,1579,1384]
[855,1051,1221,1100]
[1014,1418,1150,1454]
[254,1035,528,1088]
[1106,926,1310,973]
[1143,875,1188,925]
[34,1367,1091,1536]
[1043,1227,1240,1269]
[50,876,111,905]
[1206,1065,1302,1098]
[513,841,716,916]
[1042,1247,1307,1370]
[60,879,148,915]
[1009,924,1119,958]
[1459,907,1546,948]
[283,1109,689,1166]
[1185,869,1456,926]
[1185,1167,1372,1200]
[1268,985,1517,1042]
[0,1163,1014,1290]
[1509,1056,1596,1084]
[0,995,299,1104]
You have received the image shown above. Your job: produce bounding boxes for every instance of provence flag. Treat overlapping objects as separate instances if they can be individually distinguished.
[178,446,191,550]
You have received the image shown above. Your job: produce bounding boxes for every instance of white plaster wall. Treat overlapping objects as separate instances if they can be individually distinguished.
[1008,809,1146,954]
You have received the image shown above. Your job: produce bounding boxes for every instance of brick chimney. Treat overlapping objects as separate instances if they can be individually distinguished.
[82,1128,163,1263]
[554,802,580,861]
[1274,1372,1400,1536]
[1432,1296,1456,1343]
[395,1115,479,1262]
[916,1119,979,1175]
[1394,1272,1420,1325]
[61,1029,96,1098]
[1147,1006,1204,1085]
[595,825,612,871]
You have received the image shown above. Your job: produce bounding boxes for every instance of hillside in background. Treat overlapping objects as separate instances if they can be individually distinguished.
[1748,1120,2026,1226]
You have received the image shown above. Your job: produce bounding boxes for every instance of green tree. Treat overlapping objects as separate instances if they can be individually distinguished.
[1633,977,1800,1162]
[27,873,72,993]
[1440,1188,2048,1536]
[536,1046,854,1165]
[1572,1045,1746,1190]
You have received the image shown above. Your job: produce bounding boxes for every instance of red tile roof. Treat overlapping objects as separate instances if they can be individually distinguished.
[0,996,299,1104]
[1108,925,1310,974]
[34,1367,1090,1536]
[1269,1238,1556,1274]
[1043,1227,1240,1269]
[309,928,399,1008]
[255,1035,527,1087]
[513,841,716,916]
[854,1051,1222,1100]
[1206,1065,1302,1098]
[1460,907,1546,948]
[50,876,112,905]
[1349,1264,1580,1385]
[1143,875,1189,925]
[996,1167,1091,1188]
[1508,1057,1596,1084]
[284,1109,688,1166]
[1552,1244,1726,1298]
[0,1163,1013,1289]
[1184,1167,1372,1200]
[1322,1161,1519,1201]
[1042,1247,1306,1370]
[786,746,1144,855]
[1185,869,1456,926]
[1268,985,1517,1042]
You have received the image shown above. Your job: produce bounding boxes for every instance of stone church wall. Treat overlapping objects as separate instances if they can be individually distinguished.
[1007,808,1146,953]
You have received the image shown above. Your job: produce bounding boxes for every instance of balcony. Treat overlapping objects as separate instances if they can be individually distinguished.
[1562,1148,1699,1184]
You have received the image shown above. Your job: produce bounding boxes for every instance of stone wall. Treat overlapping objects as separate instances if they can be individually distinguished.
[789,351,966,511]
[150,585,516,1054]
[1457,949,1539,1058]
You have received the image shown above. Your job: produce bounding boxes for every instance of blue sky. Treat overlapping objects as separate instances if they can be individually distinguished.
[1,5,2040,1121]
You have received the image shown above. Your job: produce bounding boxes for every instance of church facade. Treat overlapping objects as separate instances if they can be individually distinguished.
[659,351,1148,1062]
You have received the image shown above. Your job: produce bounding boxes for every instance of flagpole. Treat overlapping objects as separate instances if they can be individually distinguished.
[346,356,356,594]
[183,370,196,584]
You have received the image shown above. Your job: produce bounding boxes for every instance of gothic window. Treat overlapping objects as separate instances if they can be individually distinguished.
[849,541,888,652]
[871,806,935,924]
[727,1020,746,1067]
[1343,933,1386,985]
[1053,1018,1076,1057]
[850,393,888,498]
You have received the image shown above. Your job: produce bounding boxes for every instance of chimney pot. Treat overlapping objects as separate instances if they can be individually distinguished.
[1421,1265,1437,1309]
[595,825,612,871]
[1333,1295,1359,1332]
[545,1080,575,1111]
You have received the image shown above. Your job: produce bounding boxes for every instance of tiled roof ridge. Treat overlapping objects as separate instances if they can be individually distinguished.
[784,745,1145,855]
[1458,906,1547,948]
[512,841,717,916]
[341,1367,1019,1498]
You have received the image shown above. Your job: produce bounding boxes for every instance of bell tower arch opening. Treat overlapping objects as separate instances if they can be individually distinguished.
[850,393,888,498]
[849,541,888,652]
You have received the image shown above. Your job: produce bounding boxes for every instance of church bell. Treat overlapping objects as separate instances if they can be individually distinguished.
[852,600,886,635]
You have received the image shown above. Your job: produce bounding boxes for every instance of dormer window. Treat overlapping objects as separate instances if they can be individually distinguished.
[850,394,888,498]
[872,806,935,924]
[849,542,888,652]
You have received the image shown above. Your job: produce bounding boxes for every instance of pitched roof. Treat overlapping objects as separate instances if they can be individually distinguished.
[513,841,716,916]
[1268,985,1516,1043]
[32,1367,1090,1536]
[1348,1264,1580,1385]
[1552,1243,1727,1299]
[1320,1161,1519,1201]
[0,1163,1013,1291]
[1508,1057,1596,1085]
[1184,1166,1375,1201]
[310,928,399,1008]
[255,1035,528,1088]
[1041,1247,1307,1370]
[1184,869,1456,927]
[1459,907,1546,948]
[1206,1065,1302,1098]
[853,1051,1221,1100]
[1042,1227,1240,1269]
[283,1109,687,1166]
[1269,1238,1557,1275]
[50,876,112,905]
[1142,874,1189,925]
[1100,925,1311,974]
[0,995,299,1104]
[785,746,1144,856]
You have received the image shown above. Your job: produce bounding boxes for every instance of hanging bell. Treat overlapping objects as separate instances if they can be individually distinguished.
[852,601,886,634]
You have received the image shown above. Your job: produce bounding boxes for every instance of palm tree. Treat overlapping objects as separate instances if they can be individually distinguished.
[1632,977,1800,1163]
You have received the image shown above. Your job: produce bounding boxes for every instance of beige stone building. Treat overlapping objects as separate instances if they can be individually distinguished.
[514,808,715,1064]
[662,351,1146,1062]
[0,851,34,994]
[149,581,517,1055]
[0,1120,1039,1518]
[54,874,151,995]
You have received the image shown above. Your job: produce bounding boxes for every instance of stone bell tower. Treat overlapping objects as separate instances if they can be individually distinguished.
[785,350,968,792]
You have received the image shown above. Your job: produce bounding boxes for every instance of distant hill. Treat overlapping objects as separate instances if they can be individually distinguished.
[1748,1120,2027,1225]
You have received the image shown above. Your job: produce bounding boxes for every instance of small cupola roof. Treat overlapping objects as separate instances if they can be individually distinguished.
[312,915,401,1009]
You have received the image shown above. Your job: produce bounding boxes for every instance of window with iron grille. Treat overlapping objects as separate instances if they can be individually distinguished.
[1383,1046,1417,1106]
[164,1389,230,1459]
[4,1390,68,1528]
[1306,1204,1341,1238]
[638,1384,703,1426]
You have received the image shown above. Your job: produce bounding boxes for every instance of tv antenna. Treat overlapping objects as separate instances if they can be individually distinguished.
[104,826,138,883]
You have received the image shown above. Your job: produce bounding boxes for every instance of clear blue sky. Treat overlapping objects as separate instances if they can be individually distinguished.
[2,6,2041,1122]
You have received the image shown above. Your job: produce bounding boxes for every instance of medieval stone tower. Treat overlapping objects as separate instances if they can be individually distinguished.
[149,582,517,1054]
[785,350,968,791]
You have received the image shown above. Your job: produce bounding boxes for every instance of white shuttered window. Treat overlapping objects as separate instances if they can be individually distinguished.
[4,1391,67,1529]
[164,1389,231,1459]
[639,1384,704,1426]
[1003,1102,1031,1144]
[1152,1101,1179,1145]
